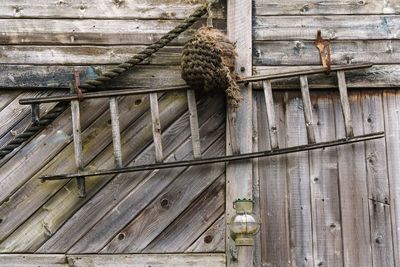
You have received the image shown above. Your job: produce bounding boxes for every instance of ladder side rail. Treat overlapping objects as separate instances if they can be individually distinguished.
[187,89,202,159]
[150,93,163,163]
[337,70,354,138]
[262,79,279,149]
[299,75,316,144]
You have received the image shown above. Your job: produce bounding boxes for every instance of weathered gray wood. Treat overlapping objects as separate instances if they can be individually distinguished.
[254,15,400,40]
[187,89,201,159]
[40,96,224,253]
[337,71,354,137]
[0,0,224,19]
[262,80,279,149]
[100,137,225,253]
[309,93,343,266]
[0,90,21,113]
[0,18,225,45]
[226,1,253,266]
[256,92,290,266]
[383,90,400,266]
[0,254,68,267]
[254,40,400,66]
[335,91,372,267]
[299,75,316,143]
[71,98,85,197]
[109,97,122,168]
[150,93,163,163]
[0,93,188,252]
[143,175,225,252]
[255,0,400,15]
[0,45,182,65]
[253,65,400,89]
[67,254,226,267]
[285,92,313,266]
[186,216,225,253]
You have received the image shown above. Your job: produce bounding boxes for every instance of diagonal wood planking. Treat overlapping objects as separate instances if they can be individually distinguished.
[38,94,225,253]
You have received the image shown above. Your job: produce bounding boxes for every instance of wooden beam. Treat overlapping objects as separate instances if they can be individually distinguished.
[109,97,122,168]
[337,71,354,137]
[226,1,253,266]
[187,89,201,159]
[150,93,163,163]
[299,75,316,143]
[262,80,279,149]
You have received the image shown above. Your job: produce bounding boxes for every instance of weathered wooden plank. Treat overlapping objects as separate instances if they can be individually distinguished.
[150,93,163,163]
[0,93,188,252]
[100,137,225,253]
[0,90,20,113]
[143,175,225,252]
[253,65,400,89]
[255,0,400,15]
[109,97,122,168]
[262,80,279,149]
[337,71,354,137]
[186,215,225,253]
[0,19,225,45]
[254,15,400,41]
[299,75,316,143]
[187,89,201,159]
[256,91,290,266]
[383,90,400,266]
[0,254,68,267]
[285,92,313,266]
[0,45,182,65]
[362,91,394,266]
[309,92,343,266]
[226,1,253,266]
[0,65,185,89]
[254,40,400,66]
[40,96,224,253]
[0,0,224,19]
[68,254,226,267]
[335,91,372,267]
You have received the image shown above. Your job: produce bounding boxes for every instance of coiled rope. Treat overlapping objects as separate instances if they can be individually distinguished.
[0,1,216,160]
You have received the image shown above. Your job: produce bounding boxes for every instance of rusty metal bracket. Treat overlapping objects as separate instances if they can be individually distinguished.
[315,30,332,73]
[73,70,84,101]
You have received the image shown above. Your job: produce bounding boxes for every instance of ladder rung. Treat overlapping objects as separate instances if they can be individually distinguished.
[262,80,279,149]
[150,93,163,163]
[109,97,123,168]
[299,75,316,144]
[337,71,354,138]
[187,89,201,159]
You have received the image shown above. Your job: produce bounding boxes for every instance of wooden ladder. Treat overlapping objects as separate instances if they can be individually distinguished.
[18,63,384,197]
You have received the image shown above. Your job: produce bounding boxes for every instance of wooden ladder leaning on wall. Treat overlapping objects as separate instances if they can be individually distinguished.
[18,63,384,197]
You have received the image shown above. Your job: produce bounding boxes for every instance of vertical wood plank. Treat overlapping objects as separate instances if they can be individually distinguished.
[285,92,313,267]
[309,93,343,267]
[71,99,85,198]
[383,90,400,266]
[337,71,354,138]
[150,93,163,163]
[226,1,253,267]
[187,89,201,159]
[335,91,372,267]
[299,75,316,144]
[362,91,394,267]
[109,97,122,168]
[257,92,290,266]
[262,80,279,149]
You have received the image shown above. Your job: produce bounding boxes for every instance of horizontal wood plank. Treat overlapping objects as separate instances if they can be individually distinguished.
[0,0,224,19]
[0,19,225,45]
[0,254,67,267]
[255,0,400,15]
[254,40,400,66]
[254,15,400,41]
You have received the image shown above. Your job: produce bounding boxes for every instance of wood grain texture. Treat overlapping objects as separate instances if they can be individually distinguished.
[299,75,316,143]
[262,80,279,149]
[0,0,224,19]
[255,0,400,15]
[335,91,372,267]
[0,18,225,45]
[39,95,224,253]
[150,93,163,163]
[309,93,343,266]
[187,89,201,159]
[254,15,400,41]
[337,71,354,137]
[254,40,400,66]
[0,254,68,267]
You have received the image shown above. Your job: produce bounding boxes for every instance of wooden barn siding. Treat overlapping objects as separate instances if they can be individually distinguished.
[254,0,400,266]
[0,0,226,259]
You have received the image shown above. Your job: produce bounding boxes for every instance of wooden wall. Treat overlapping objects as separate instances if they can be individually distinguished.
[0,0,227,262]
[253,0,400,266]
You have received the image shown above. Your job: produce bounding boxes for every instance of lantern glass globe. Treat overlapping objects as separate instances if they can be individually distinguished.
[230,213,259,235]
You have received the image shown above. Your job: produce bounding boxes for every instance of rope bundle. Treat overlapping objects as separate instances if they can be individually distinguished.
[181,26,241,109]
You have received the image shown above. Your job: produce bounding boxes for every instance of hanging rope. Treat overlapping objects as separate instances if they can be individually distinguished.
[0,1,217,160]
